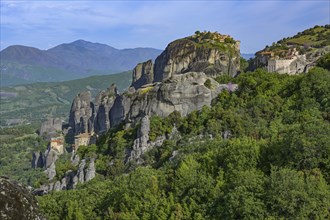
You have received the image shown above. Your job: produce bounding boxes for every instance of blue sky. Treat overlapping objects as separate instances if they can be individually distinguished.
[1,0,329,53]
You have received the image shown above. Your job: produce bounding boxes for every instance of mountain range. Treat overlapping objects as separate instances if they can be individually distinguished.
[0,40,162,86]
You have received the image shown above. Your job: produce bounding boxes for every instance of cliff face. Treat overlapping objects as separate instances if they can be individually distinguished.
[68,84,118,135]
[154,38,240,82]
[68,91,94,135]
[125,72,231,123]
[131,60,154,89]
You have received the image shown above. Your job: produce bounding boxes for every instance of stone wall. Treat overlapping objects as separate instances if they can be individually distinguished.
[267,55,306,75]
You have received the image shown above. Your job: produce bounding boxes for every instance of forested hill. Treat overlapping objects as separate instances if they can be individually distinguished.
[38,67,330,219]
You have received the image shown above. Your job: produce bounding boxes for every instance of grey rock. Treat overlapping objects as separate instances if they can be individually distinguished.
[131,60,154,89]
[44,148,59,168]
[32,151,44,169]
[65,170,76,190]
[223,130,232,140]
[40,118,62,137]
[61,177,67,190]
[168,126,181,140]
[48,183,54,191]
[94,85,117,134]
[85,158,96,182]
[71,153,80,166]
[54,181,61,191]
[128,116,167,162]
[126,72,231,122]
[72,176,78,189]
[0,177,45,220]
[68,91,94,135]
[154,38,240,82]
[46,162,56,181]
[169,150,179,161]
[77,159,86,184]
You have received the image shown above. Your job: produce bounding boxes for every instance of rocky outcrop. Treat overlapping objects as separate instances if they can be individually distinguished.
[85,158,96,182]
[68,85,119,135]
[76,159,86,183]
[125,72,232,124]
[94,84,118,134]
[0,176,44,220]
[44,148,59,169]
[154,38,240,82]
[46,162,56,181]
[40,118,62,137]
[38,157,96,194]
[68,91,94,135]
[131,60,154,89]
[129,116,152,162]
[31,151,44,169]
[67,33,239,137]
[68,74,234,135]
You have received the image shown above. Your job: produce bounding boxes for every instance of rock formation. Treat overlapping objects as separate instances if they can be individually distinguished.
[85,158,96,182]
[68,91,94,135]
[44,148,59,169]
[131,59,154,89]
[31,151,44,169]
[39,118,62,139]
[61,32,240,175]
[127,72,231,123]
[93,84,118,134]
[128,115,165,163]
[154,38,240,82]
[66,32,240,137]
[0,176,44,220]
[38,157,96,194]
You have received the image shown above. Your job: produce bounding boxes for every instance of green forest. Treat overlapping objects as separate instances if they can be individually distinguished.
[37,66,330,219]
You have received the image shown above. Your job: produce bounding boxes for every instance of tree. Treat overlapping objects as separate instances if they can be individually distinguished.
[266,167,330,219]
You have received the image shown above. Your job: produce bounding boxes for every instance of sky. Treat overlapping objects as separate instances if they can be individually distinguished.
[1,0,329,53]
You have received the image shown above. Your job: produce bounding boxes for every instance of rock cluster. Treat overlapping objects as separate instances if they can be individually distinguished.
[68,35,240,137]
[68,84,119,135]
[65,33,239,164]
[37,157,96,194]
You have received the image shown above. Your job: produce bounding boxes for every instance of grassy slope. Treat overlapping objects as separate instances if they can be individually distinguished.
[285,26,330,46]
[0,71,132,125]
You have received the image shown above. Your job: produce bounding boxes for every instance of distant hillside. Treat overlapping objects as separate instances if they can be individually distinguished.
[0,40,162,86]
[241,53,254,60]
[0,71,132,126]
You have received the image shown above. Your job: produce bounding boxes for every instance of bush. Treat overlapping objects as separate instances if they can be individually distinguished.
[204,79,212,89]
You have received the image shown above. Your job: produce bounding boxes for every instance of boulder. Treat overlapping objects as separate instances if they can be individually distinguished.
[0,176,44,220]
